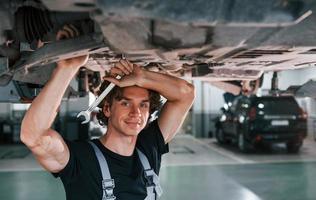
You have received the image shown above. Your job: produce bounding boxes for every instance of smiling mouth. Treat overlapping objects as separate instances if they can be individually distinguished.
[125,121,141,126]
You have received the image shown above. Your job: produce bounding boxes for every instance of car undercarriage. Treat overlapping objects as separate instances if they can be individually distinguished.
[1,0,316,102]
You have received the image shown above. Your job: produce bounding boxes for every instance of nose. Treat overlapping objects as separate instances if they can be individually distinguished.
[129,105,141,116]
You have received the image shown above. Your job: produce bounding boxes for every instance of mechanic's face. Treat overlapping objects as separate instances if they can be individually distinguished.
[104,86,150,136]
[241,80,251,95]
[241,80,255,96]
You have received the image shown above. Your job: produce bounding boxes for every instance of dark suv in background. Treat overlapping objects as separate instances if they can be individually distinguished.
[215,95,307,153]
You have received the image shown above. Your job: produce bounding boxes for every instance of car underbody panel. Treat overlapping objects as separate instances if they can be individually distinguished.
[0,0,316,101]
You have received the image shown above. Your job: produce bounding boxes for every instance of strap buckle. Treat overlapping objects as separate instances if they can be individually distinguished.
[144,169,155,187]
[102,179,116,200]
[144,169,163,197]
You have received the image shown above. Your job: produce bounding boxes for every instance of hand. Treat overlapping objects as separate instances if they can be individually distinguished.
[55,25,89,69]
[103,59,144,87]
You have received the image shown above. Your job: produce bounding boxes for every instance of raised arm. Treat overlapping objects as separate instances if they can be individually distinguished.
[140,69,195,143]
[103,60,195,143]
[20,55,88,173]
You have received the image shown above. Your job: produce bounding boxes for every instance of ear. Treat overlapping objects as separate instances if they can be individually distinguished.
[103,102,111,117]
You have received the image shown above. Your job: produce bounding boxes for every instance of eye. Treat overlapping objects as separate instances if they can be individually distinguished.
[140,102,149,109]
[121,101,130,107]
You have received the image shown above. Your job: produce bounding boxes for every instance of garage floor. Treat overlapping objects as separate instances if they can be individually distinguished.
[1,135,316,200]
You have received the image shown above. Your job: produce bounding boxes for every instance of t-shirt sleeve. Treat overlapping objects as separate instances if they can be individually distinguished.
[137,119,169,156]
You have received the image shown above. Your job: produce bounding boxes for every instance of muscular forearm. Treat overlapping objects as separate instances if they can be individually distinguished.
[137,70,195,103]
[21,64,80,146]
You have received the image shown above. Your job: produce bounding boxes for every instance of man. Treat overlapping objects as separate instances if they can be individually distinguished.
[21,53,195,199]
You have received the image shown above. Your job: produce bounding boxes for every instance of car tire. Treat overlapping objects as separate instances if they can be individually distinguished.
[215,128,226,144]
[237,132,251,153]
[286,141,302,154]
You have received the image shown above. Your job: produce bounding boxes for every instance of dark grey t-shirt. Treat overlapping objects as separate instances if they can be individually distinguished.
[54,119,169,200]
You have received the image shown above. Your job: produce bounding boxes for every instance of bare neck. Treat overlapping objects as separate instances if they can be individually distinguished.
[99,127,138,156]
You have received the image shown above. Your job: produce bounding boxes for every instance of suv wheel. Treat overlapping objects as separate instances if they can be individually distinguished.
[238,133,251,153]
[216,128,226,144]
[286,141,302,153]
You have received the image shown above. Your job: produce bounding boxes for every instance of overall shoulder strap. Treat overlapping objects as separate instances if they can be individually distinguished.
[136,148,163,200]
[89,141,116,200]
[136,148,151,170]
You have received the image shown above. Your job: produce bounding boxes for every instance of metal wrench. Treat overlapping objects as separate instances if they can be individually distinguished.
[77,75,121,124]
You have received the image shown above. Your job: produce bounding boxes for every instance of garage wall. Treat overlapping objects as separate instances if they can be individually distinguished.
[192,81,225,138]
[261,66,316,90]
[0,103,11,119]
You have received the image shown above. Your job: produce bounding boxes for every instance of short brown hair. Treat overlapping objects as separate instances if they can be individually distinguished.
[96,81,162,126]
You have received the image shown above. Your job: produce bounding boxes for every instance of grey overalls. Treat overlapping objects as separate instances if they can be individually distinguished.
[89,142,163,200]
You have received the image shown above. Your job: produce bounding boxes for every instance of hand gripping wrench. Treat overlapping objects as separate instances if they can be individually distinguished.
[77,75,121,124]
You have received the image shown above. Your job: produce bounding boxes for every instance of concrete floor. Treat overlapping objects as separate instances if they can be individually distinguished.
[1,135,316,200]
